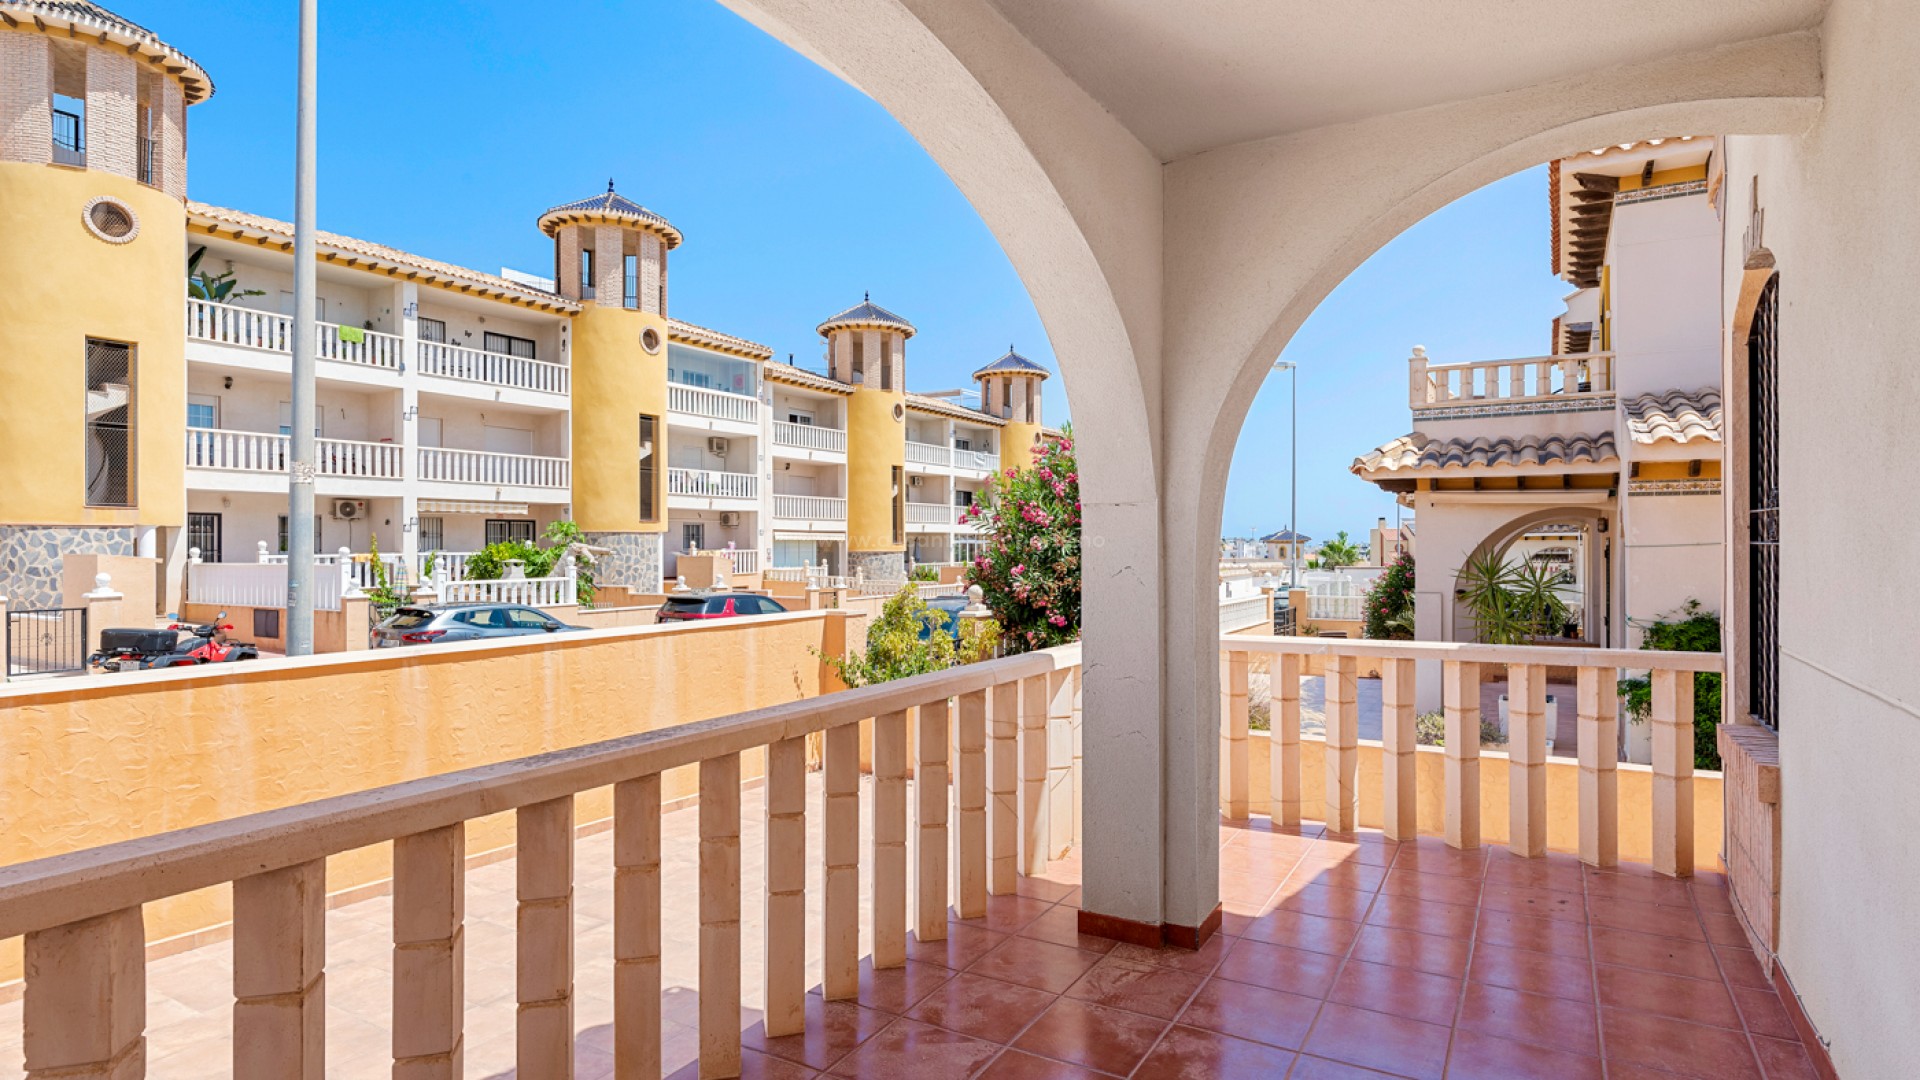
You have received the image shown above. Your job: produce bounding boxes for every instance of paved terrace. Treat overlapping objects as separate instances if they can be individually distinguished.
[0,776,1818,1080]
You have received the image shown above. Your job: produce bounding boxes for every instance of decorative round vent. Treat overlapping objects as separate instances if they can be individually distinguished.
[640,327,662,353]
[83,197,139,244]
[892,402,905,422]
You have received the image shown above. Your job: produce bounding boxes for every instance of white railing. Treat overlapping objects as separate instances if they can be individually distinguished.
[906,502,952,525]
[766,563,852,589]
[953,447,998,472]
[1309,594,1364,621]
[1410,347,1615,408]
[422,551,476,582]
[418,447,569,489]
[186,430,404,480]
[772,421,847,454]
[1219,594,1272,634]
[184,554,344,611]
[418,342,569,395]
[905,441,951,467]
[667,468,758,500]
[720,549,761,576]
[440,574,575,608]
[186,300,401,372]
[771,495,847,521]
[258,543,406,589]
[668,383,758,424]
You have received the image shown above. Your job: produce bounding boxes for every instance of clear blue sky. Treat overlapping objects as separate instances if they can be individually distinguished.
[121,0,1569,543]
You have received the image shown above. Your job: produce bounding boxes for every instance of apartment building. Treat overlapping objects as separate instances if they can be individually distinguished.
[0,6,1051,609]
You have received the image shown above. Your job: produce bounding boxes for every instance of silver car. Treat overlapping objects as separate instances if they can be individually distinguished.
[372,604,584,647]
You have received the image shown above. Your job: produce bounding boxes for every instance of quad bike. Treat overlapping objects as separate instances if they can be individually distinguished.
[89,612,261,671]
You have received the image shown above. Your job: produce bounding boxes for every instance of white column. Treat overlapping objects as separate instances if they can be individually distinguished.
[396,281,421,577]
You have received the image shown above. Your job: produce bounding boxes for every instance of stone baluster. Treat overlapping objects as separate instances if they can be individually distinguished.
[1507,664,1549,857]
[1219,650,1250,821]
[1408,345,1429,405]
[916,700,952,939]
[1019,677,1049,875]
[517,798,574,1077]
[988,682,1019,894]
[698,756,742,1077]
[615,776,663,1079]
[1576,667,1619,868]
[955,690,989,918]
[1324,653,1359,832]
[1269,653,1302,827]
[872,711,910,968]
[1651,669,1695,877]
[823,724,860,997]
[22,907,146,1080]
[1443,661,1483,849]
[392,827,463,1078]
[763,738,807,1037]
[1381,658,1418,840]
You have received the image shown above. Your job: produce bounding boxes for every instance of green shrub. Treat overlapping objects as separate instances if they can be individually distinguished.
[963,425,1079,653]
[1363,552,1415,640]
[817,584,999,687]
[1618,600,1722,770]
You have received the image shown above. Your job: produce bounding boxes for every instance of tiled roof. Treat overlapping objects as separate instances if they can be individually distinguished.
[972,348,1050,380]
[817,296,916,338]
[1624,388,1722,445]
[188,203,578,311]
[667,319,771,361]
[762,361,851,395]
[1260,529,1310,543]
[1,1,213,102]
[537,183,682,247]
[1353,430,1618,474]
[907,393,1004,426]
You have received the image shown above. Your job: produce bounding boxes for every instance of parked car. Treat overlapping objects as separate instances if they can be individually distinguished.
[371,604,584,648]
[655,591,789,623]
[920,595,970,641]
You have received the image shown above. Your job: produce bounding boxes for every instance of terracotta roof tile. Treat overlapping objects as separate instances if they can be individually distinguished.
[667,319,771,360]
[972,347,1050,379]
[762,361,851,395]
[2,1,213,101]
[1353,430,1618,475]
[907,393,1004,426]
[1624,388,1721,445]
[817,296,916,337]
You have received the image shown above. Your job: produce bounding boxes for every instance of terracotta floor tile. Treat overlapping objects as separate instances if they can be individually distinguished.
[1596,965,1741,1030]
[1600,1007,1763,1080]
[1481,851,1587,894]
[1480,881,1587,923]
[1691,882,1738,914]
[1301,1002,1452,1080]
[665,1047,820,1079]
[1220,869,1282,908]
[1474,909,1592,959]
[1018,904,1119,955]
[825,1018,1000,1080]
[1013,876,1080,903]
[1468,942,1596,1002]
[1347,924,1471,979]
[1213,938,1344,998]
[1456,980,1599,1057]
[1012,998,1170,1076]
[1591,928,1724,981]
[1132,1024,1298,1079]
[1365,893,1477,938]
[1286,1054,1406,1078]
[1288,856,1388,893]
[1701,911,1753,947]
[1103,932,1231,975]
[1220,845,1298,881]
[1584,868,1698,908]
[1241,909,1362,956]
[1327,959,1462,1026]
[975,1049,1109,1079]
[1378,866,1483,907]
[1588,895,1707,942]
[1446,1027,1605,1080]
[905,971,1058,1043]
[742,997,896,1072]
[967,936,1105,994]
[955,894,1058,935]
[1751,1034,1823,1080]
[907,923,1009,971]
[1732,984,1800,1040]
[1175,976,1320,1051]
[1713,944,1774,990]
[1064,956,1206,1020]
[1390,840,1488,880]
[829,958,953,1015]
[1276,882,1376,922]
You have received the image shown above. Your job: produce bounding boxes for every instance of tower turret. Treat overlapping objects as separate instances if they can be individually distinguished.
[973,347,1050,472]
[538,183,681,590]
[818,296,914,579]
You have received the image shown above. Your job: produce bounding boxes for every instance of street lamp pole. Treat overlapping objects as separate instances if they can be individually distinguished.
[1273,361,1298,587]
[285,0,319,655]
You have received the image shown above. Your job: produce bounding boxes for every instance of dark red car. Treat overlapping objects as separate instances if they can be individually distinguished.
[656,591,789,622]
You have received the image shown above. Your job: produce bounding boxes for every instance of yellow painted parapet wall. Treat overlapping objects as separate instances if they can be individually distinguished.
[0,164,185,526]
[0,611,853,984]
[846,386,905,552]
[570,303,668,533]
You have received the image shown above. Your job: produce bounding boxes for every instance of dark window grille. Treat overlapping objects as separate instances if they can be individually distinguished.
[187,512,223,564]
[279,514,322,554]
[485,519,536,546]
[419,515,444,552]
[84,339,135,506]
[483,332,536,360]
[624,254,639,310]
[891,465,905,545]
[639,415,659,523]
[52,108,84,166]
[1747,275,1781,729]
[418,317,448,344]
[580,249,594,299]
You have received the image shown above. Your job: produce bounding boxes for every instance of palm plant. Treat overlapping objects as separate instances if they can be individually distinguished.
[1317,530,1363,568]
[1457,549,1570,644]
[187,246,265,303]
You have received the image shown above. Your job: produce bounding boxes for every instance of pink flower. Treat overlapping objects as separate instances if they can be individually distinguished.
[1012,564,1026,575]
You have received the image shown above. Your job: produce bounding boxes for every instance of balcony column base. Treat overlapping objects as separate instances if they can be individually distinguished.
[1075,903,1223,951]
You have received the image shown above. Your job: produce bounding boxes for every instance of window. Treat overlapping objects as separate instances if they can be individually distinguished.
[580,248,594,298]
[52,95,84,166]
[485,520,536,546]
[419,516,444,552]
[1747,275,1781,728]
[187,512,222,564]
[508,608,559,631]
[954,436,971,451]
[683,523,705,552]
[624,253,639,310]
[418,317,447,344]
[278,402,321,437]
[483,332,536,360]
[954,489,974,507]
[278,514,323,554]
[186,395,219,429]
[878,334,893,391]
[850,335,865,384]
[639,415,659,523]
[891,465,905,545]
[982,380,993,414]
[84,339,135,507]
[787,409,814,426]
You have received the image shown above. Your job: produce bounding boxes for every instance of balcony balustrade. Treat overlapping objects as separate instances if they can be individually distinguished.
[418,447,569,489]
[669,383,759,424]
[668,467,759,500]
[905,502,953,525]
[187,299,403,373]
[772,420,847,454]
[952,446,999,472]
[185,429,405,480]
[771,494,847,521]
[904,441,951,467]
[1410,347,1615,409]
[417,341,569,395]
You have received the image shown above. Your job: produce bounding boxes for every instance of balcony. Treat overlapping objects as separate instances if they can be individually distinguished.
[668,467,759,507]
[1409,347,1615,412]
[905,501,955,530]
[771,493,848,527]
[416,341,569,397]
[772,420,848,458]
[184,429,405,491]
[186,299,403,377]
[417,446,569,490]
[951,446,998,473]
[668,382,760,430]
[904,440,951,469]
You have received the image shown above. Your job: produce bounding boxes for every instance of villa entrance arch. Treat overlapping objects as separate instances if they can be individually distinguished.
[716,0,1821,939]
[1449,506,1616,647]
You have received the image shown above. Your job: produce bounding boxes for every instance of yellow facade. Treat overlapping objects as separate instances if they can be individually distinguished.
[0,164,186,527]
[846,385,906,552]
[999,419,1044,473]
[568,303,669,534]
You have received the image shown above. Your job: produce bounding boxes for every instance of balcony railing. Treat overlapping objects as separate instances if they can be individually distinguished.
[1309,593,1364,621]
[51,108,83,166]
[441,572,576,608]
[905,440,951,467]
[186,299,403,373]
[417,341,569,395]
[1410,348,1615,409]
[668,383,758,424]
[772,420,847,453]
[1218,593,1272,634]
[952,447,998,472]
[771,494,847,521]
[418,447,569,489]
[905,502,952,525]
[258,543,406,589]
[186,429,405,479]
[667,467,758,500]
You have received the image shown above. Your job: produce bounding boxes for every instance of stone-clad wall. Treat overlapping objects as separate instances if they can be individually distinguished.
[0,525,136,608]
[586,531,663,592]
[849,550,905,582]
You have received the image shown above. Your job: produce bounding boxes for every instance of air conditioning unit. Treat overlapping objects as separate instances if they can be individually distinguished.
[332,499,364,520]
[718,511,742,528]
[707,437,730,456]
[908,475,924,487]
